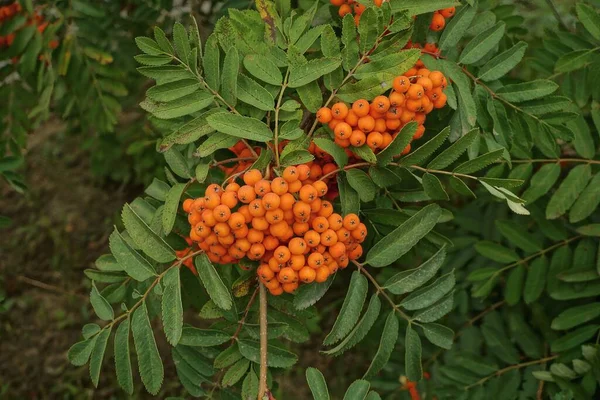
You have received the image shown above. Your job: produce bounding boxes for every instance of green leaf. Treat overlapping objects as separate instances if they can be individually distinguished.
[135,36,163,55]
[438,2,477,51]
[413,291,454,322]
[383,246,447,294]
[422,173,449,201]
[243,54,283,85]
[313,138,348,167]
[421,323,453,350]
[577,3,600,40]
[404,324,423,381]
[109,229,157,281]
[475,241,519,263]
[322,295,381,356]
[478,41,527,81]
[165,148,192,179]
[306,367,330,400]
[294,274,336,310]
[363,312,399,379]
[237,339,298,368]
[555,49,595,73]
[203,34,220,91]
[427,128,478,170]
[569,173,600,223]
[401,271,455,310]
[196,132,239,157]
[505,265,525,306]
[546,164,592,219]
[154,26,174,54]
[122,204,175,263]
[551,303,600,330]
[338,173,361,215]
[146,79,201,102]
[354,50,421,80]
[90,283,114,321]
[346,169,377,202]
[242,368,259,399]
[343,380,370,400]
[162,184,186,236]
[352,146,377,164]
[523,257,548,304]
[68,337,96,366]
[337,77,388,102]
[140,91,213,119]
[496,221,543,252]
[577,224,600,237]
[400,127,450,166]
[173,22,191,63]
[132,303,164,395]
[454,149,504,174]
[115,318,134,395]
[135,54,173,66]
[179,327,230,346]
[497,80,559,102]
[159,110,218,152]
[522,163,561,204]
[391,0,459,15]
[459,22,506,65]
[89,326,111,387]
[221,48,239,106]
[366,204,442,267]
[222,359,249,387]
[288,57,342,88]
[280,150,315,167]
[194,253,233,310]
[520,96,572,115]
[206,113,273,142]
[377,122,417,166]
[551,324,600,353]
[215,345,243,369]
[358,8,378,53]
[323,271,368,345]
[162,267,183,346]
[238,74,275,111]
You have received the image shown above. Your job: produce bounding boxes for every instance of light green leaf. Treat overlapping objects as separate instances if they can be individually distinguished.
[422,173,449,201]
[132,303,164,395]
[338,173,360,215]
[551,324,600,353]
[364,312,399,379]
[294,274,336,310]
[413,291,454,322]
[238,74,275,111]
[146,79,201,102]
[343,380,371,400]
[179,327,230,346]
[313,138,348,167]
[122,204,175,263]
[551,303,600,330]
[173,22,191,63]
[242,368,259,399]
[358,8,378,54]
[555,49,595,73]
[438,2,477,51]
[353,50,420,80]
[288,57,342,88]
[115,318,134,395]
[162,267,183,346]
[243,54,283,85]
[569,173,600,223]
[203,34,220,91]
[577,3,600,40]
[524,257,548,304]
[496,220,543,252]
[400,127,450,166]
[195,132,239,157]
[237,339,298,368]
[68,337,97,366]
[497,80,559,102]
[475,241,519,263]
[366,204,442,267]
[221,48,239,106]
[135,36,162,55]
[522,163,561,204]
[577,224,600,237]
[306,367,330,400]
[323,271,368,345]
[207,113,273,142]
[377,122,417,166]
[453,149,504,174]
[140,91,213,119]
[222,359,249,387]
[195,253,233,310]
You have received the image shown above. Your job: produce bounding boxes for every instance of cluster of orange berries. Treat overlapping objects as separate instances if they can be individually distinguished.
[183,168,366,296]
[0,3,58,51]
[316,69,448,155]
[429,7,456,31]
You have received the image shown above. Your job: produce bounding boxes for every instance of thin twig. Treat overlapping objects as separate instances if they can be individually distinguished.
[544,0,572,32]
[16,275,87,300]
[464,356,558,390]
[258,282,268,399]
[231,285,259,343]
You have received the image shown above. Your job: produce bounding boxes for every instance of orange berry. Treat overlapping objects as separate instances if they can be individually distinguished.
[343,213,360,230]
[405,98,422,112]
[330,0,345,6]
[249,199,266,217]
[430,13,446,31]
[354,3,366,15]
[258,264,275,281]
[238,185,256,203]
[440,7,455,18]
[393,76,410,93]
[338,4,352,17]
[299,266,316,283]
[327,213,343,230]
[273,246,291,263]
[271,177,289,195]
[221,191,238,209]
[352,99,371,117]
[358,115,375,133]
[183,198,194,213]
[310,164,323,180]
[304,230,321,247]
[248,228,265,243]
[317,107,333,123]
[297,164,311,181]
[401,143,411,155]
[254,180,271,196]
[386,119,401,131]
[262,192,281,210]
[312,216,330,233]
[283,166,299,182]
[329,242,346,258]
[279,193,295,210]
[348,244,363,260]
[372,96,391,113]
[334,122,353,140]
[269,285,284,295]
[318,201,333,217]
[320,229,338,246]
[389,92,406,107]
[350,130,366,147]
[315,266,331,283]
[243,169,263,185]
[434,93,447,109]
[282,282,299,293]
[313,180,328,197]
[299,185,318,203]
[289,237,307,255]
[429,71,444,88]
[367,131,384,149]
[335,137,351,148]
[278,267,298,283]
[213,205,231,222]
[266,209,284,224]
[225,182,240,192]
[331,102,349,120]
[382,132,393,148]
[345,110,359,127]
[288,179,302,193]
[374,118,387,133]
[407,84,424,99]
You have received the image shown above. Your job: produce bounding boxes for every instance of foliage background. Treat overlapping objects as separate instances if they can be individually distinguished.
[2,0,600,399]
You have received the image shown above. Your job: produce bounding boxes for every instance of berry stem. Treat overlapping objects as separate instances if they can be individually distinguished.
[231,285,259,343]
[258,282,269,399]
